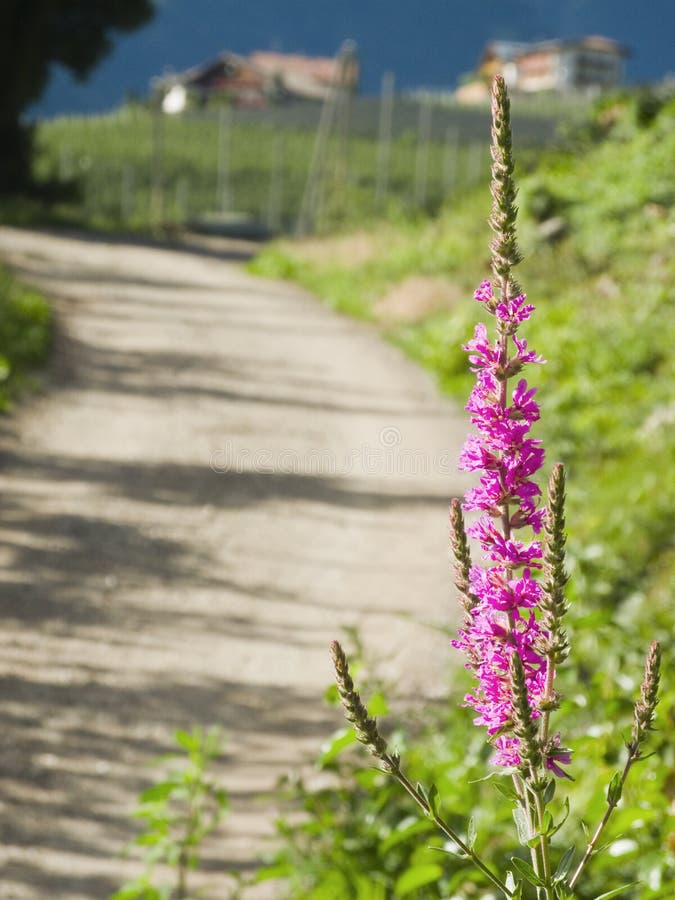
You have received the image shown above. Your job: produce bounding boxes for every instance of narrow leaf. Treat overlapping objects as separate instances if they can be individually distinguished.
[379,817,434,854]
[543,778,556,805]
[607,772,623,806]
[547,796,570,839]
[494,779,519,802]
[554,846,575,882]
[139,782,175,803]
[319,727,357,766]
[427,783,439,818]
[510,856,545,887]
[467,814,477,850]
[174,729,198,752]
[512,806,530,846]
[592,882,641,900]
[394,863,444,896]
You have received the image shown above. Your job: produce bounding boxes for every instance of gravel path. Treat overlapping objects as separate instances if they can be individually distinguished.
[0,227,470,899]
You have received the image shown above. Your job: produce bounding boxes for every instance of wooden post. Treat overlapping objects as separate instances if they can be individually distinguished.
[120,164,135,223]
[297,40,357,234]
[216,106,233,213]
[266,126,285,232]
[414,97,432,210]
[443,125,459,198]
[150,101,165,227]
[375,71,395,211]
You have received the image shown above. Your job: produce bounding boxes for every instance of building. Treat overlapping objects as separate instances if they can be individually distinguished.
[154,45,359,111]
[456,36,628,103]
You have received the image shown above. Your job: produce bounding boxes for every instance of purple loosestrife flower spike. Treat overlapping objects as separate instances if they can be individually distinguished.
[451,75,571,779]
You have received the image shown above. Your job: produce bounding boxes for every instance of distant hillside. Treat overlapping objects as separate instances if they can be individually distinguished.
[33,0,674,117]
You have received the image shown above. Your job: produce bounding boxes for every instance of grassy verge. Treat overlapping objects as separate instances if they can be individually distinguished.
[251,92,675,898]
[0,266,52,410]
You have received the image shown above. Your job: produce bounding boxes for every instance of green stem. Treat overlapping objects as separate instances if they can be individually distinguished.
[530,777,553,899]
[568,751,635,890]
[386,757,513,898]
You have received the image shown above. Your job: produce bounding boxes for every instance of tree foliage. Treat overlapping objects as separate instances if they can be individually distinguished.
[0,0,154,192]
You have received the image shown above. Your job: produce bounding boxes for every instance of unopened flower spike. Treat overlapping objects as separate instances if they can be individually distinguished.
[330,640,390,763]
[541,463,570,662]
[630,640,662,755]
[449,498,478,617]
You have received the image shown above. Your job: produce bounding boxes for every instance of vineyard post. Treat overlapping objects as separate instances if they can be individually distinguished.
[375,70,395,212]
[414,97,432,210]
[443,124,459,198]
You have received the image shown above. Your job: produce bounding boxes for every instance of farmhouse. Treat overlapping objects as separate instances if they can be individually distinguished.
[154,46,359,111]
[456,36,628,102]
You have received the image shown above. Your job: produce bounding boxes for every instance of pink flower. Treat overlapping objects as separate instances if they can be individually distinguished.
[452,279,564,772]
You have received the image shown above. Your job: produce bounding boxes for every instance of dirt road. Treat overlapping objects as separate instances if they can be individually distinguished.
[0,227,470,898]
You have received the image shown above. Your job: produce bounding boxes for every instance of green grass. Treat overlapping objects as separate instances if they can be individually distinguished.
[0,266,52,410]
[252,93,675,898]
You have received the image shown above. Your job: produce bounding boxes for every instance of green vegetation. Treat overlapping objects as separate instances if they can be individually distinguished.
[114,727,230,900]
[31,105,532,233]
[252,91,675,897]
[0,266,52,410]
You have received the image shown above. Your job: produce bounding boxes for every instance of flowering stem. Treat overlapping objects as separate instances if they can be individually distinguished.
[387,764,514,898]
[569,641,661,891]
[330,640,513,898]
[568,752,633,890]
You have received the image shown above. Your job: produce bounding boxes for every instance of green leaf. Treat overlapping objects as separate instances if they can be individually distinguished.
[554,846,576,883]
[549,796,570,838]
[592,882,641,900]
[430,842,468,859]
[175,729,199,753]
[494,779,519,803]
[543,779,556,805]
[318,727,357,766]
[427,783,439,818]
[607,772,623,806]
[378,816,434,854]
[139,781,176,804]
[394,863,444,896]
[510,857,545,887]
[512,807,530,846]
[467,814,477,850]
[323,682,339,706]
[255,862,292,882]
[367,691,389,717]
